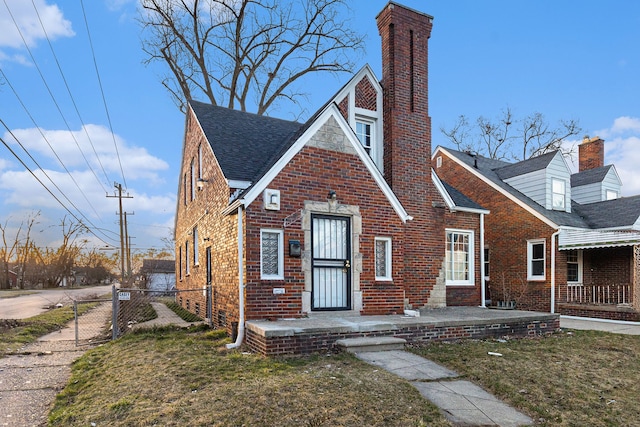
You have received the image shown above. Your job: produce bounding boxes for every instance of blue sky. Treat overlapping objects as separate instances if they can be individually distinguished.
[1,0,639,253]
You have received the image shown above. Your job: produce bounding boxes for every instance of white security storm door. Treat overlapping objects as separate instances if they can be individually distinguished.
[312,215,351,310]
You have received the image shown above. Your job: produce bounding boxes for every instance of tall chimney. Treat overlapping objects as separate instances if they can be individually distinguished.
[377,2,433,209]
[377,2,442,309]
[578,136,604,171]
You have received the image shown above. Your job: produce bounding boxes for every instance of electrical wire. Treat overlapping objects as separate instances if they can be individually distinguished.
[31,0,112,191]
[79,0,128,190]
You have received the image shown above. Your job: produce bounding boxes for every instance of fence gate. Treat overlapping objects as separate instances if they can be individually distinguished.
[73,298,112,346]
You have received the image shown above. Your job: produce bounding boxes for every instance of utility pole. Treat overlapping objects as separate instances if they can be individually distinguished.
[107,183,133,286]
[124,212,134,279]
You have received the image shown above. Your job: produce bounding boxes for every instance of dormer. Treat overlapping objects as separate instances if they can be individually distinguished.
[495,151,572,213]
[333,65,384,172]
[571,165,622,204]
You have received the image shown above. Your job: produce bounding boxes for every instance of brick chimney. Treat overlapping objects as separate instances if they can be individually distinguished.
[377,2,444,309]
[377,1,433,210]
[578,136,604,171]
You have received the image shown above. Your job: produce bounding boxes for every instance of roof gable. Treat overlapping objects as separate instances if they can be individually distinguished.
[570,165,617,187]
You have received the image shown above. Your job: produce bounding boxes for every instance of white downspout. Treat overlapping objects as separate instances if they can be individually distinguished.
[550,229,561,314]
[480,213,486,308]
[226,205,245,349]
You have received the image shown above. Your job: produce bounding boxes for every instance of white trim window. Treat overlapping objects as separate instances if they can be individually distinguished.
[355,118,373,155]
[445,230,474,285]
[527,239,545,281]
[260,229,284,280]
[566,249,582,284]
[193,226,199,266]
[185,240,190,276]
[552,178,565,210]
[606,189,618,200]
[375,237,392,281]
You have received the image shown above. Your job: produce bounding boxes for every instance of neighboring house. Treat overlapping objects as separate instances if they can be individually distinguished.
[140,259,176,292]
[434,136,640,321]
[174,2,488,343]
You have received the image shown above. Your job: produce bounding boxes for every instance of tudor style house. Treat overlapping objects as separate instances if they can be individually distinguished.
[174,2,489,345]
[434,136,640,321]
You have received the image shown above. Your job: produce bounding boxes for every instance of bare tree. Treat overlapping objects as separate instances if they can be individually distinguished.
[0,213,39,289]
[139,0,365,115]
[441,107,582,161]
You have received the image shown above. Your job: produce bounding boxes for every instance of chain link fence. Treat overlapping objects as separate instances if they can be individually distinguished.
[73,286,211,345]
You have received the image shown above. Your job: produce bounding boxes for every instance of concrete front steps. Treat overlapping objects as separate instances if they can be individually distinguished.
[335,336,406,353]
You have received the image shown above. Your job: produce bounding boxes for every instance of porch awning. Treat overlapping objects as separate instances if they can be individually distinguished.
[558,229,640,250]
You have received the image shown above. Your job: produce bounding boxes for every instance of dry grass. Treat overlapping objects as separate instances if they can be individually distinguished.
[49,327,450,427]
[410,329,640,426]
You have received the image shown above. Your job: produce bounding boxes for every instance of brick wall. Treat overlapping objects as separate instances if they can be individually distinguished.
[436,151,557,312]
[246,317,560,356]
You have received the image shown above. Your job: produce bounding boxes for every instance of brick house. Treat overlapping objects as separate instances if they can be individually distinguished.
[174,2,490,346]
[433,136,640,321]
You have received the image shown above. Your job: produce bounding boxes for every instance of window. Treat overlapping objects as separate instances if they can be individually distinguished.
[183,173,187,205]
[178,246,183,280]
[355,120,373,154]
[527,239,545,280]
[483,248,490,280]
[190,159,196,201]
[436,156,442,168]
[606,190,618,200]
[198,144,203,180]
[552,178,565,210]
[567,250,582,284]
[445,230,474,285]
[193,227,199,266]
[185,240,190,275]
[375,237,392,281]
[260,229,284,280]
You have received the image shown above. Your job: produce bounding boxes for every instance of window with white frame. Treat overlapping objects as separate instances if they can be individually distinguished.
[190,159,196,201]
[355,119,373,154]
[375,237,392,281]
[445,230,474,285]
[552,178,565,210]
[260,229,284,280]
[193,226,199,266]
[606,190,618,200]
[185,240,190,275]
[566,250,582,284]
[483,247,490,281]
[527,239,545,280]
[198,144,203,179]
[178,246,183,280]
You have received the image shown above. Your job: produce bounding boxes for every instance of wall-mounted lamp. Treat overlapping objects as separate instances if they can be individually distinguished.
[196,178,208,190]
[328,190,337,200]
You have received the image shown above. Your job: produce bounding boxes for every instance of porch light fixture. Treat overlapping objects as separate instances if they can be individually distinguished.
[328,190,337,200]
[196,178,208,190]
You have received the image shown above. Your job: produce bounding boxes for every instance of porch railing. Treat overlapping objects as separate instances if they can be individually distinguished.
[566,283,631,305]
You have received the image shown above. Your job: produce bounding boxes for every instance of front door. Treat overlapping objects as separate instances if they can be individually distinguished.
[311,215,351,310]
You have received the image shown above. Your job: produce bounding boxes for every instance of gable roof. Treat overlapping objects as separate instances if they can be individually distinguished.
[494,151,558,180]
[190,100,303,183]
[436,147,588,228]
[140,259,175,274]
[570,165,615,187]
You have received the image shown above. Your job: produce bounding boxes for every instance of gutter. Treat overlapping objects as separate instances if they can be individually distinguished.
[226,205,245,349]
[550,229,561,314]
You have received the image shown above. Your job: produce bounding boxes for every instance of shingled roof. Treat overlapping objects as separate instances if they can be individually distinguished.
[572,195,640,228]
[570,165,614,187]
[189,100,303,183]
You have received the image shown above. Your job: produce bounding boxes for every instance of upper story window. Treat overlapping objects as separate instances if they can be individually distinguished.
[606,190,618,200]
[527,239,545,281]
[193,226,199,266]
[552,178,565,210]
[198,144,203,180]
[190,159,196,201]
[355,119,373,154]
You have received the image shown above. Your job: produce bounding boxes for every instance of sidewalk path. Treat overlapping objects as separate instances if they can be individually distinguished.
[356,350,533,427]
[130,302,201,330]
[560,316,640,335]
[0,302,112,427]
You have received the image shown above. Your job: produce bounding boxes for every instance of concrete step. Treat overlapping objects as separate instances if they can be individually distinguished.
[335,336,406,353]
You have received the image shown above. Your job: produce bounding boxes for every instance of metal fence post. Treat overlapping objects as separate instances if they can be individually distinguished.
[74,299,79,347]
[112,285,118,340]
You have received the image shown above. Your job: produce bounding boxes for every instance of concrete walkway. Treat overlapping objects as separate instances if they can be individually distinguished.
[356,350,534,427]
[130,302,201,330]
[560,316,640,335]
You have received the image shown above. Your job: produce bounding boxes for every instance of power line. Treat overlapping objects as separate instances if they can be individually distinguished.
[30,0,112,191]
[80,0,128,190]
[0,126,116,247]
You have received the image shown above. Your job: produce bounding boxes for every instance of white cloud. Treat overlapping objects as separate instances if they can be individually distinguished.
[0,0,74,49]
[605,134,640,196]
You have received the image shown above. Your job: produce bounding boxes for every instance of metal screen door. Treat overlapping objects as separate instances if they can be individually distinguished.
[312,215,351,310]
